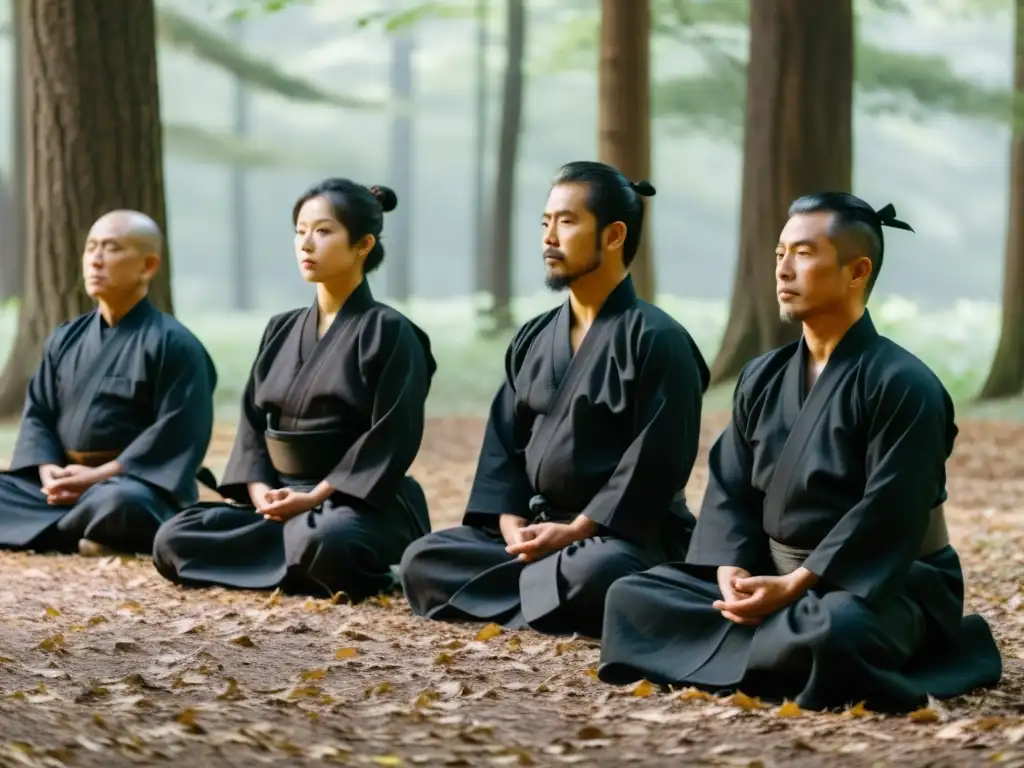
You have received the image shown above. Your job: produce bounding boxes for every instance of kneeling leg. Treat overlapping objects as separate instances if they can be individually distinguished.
[283,498,425,602]
[522,537,656,638]
[55,477,176,555]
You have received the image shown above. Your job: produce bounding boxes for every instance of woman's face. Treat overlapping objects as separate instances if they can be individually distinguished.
[293,195,373,284]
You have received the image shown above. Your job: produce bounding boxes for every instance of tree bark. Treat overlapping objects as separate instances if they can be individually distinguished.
[387,29,415,303]
[485,0,525,334]
[598,0,654,302]
[978,0,1024,400]
[0,0,173,418]
[709,0,854,385]
[0,0,27,303]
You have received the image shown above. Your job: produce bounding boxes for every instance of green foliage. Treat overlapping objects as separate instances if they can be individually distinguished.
[156,6,384,109]
[356,2,476,32]
[162,124,342,168]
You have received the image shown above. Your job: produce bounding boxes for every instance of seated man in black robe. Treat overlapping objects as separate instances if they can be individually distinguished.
[0,210,217,557]
[399,161,710,638]
[598,192,1003,712]
[152,179,435,602]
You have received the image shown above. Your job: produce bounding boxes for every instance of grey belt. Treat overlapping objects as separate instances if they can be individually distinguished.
[769,504,950,576]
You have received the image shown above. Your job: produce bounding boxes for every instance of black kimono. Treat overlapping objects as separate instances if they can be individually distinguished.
[399,276,710,638]
[0,298,217,554]
[152,281,435,602]
[598,311,1003,712]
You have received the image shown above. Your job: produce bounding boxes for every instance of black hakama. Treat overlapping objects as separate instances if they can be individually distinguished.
[153,281,435,602]
[0,298,217,554]
[598,311,1003,712]
[400,276,710,636]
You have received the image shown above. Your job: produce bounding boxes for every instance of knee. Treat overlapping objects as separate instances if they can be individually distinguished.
[813,591,875,651]
[560,541,646,599]
[398,533,434,582]
[79,479,155,518]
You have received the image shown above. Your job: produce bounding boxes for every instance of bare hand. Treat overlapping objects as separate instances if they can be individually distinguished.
[714,572,800,624]
[247,482,275,513]
[260,488,316,523]
[499,514,529,548]
[41,464,96,505]
[505,521,578,563]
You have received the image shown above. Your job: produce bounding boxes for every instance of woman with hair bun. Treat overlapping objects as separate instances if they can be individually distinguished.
[152,178,436,601]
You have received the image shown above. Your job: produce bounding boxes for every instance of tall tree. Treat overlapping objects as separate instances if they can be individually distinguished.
[709,0,854,384]
[483,0,525,333]
[0,0,171,417]
[1,0,26,303]
[598,0,654,301]
[387,28,416,302]
[979,0,1024,400]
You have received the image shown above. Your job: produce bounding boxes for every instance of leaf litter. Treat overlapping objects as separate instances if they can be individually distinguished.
[0,416,1019,766]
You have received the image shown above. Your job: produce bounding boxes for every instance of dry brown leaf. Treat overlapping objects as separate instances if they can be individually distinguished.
[300,668,327,681]
[216,677,243,700]
[434,652,456,666]
[632,680,655,698]
[677,687,714,702]
[44,606,61,618]
[176,708,206,734]
[845,701,872,718]
[87,615,107,627]
[117,600,144,614]
[475,623,503,642]
[37,633,66,652]
[507,636,523,652]
[335,647,359,660]
[907,707,940,724]
[229,635,256,648]
[730,691,766,711]
[776,700,802,718]
[578,726,605,740]
[288,685,322,699]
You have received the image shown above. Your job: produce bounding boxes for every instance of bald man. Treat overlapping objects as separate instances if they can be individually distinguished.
[0,210,218,557]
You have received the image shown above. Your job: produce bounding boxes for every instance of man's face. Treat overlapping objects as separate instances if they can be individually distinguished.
[775,211,867,322]
[81,215,157,300]
[541,182,602,291]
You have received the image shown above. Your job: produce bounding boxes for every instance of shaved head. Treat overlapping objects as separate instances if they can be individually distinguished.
[82,209,164,305]
[89,209,163,256]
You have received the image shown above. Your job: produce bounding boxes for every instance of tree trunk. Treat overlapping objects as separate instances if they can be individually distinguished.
[0,0,27,303]
[598,0,654,302]
[485,0,525,334]
[709,0,854,385]
[387,29,415,303]
[472,0,490,304]
[978,0,1024,400]
[228,16,251,312]
[0,0,172,418]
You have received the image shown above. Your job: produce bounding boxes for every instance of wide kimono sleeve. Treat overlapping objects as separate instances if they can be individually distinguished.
[801,367,951,602]
[463,329,534,527]
[578,328,706,549]
[218,318,286,503]
[8,328,68,474]
[115,330,217,506]
[685,362,772,573]
[321,313,433,510]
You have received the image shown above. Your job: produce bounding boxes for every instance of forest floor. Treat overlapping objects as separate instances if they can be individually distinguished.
[0,414,1022,767]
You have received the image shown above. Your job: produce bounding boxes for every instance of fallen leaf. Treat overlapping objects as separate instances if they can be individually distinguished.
[300,668,327,681]
[475,623,503,642]
[434,652,455,666]
[176,708,206,734]
[730,691,765,711]
[677,687,714,702]
[373,757,403,767]
[37,633,66,652]
[117,601,144,614]
[845,701,872,718]
[229,635,256,648]
[335,647,359,660]
[44,606,61,618]
[578,726,605,740]
[632,680,655,698]
[216,678,243,700]
[908,707,940,724]
[776,700,802,718]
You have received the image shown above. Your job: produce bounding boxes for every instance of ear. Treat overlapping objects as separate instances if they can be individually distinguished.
[602,220,627,252]
[845,254,873,292]
[357,234,376,260]
[140,252,161,283]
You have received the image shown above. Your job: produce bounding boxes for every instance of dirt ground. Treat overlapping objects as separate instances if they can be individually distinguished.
[0,415,1022,768]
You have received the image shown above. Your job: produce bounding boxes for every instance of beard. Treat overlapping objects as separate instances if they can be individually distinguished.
[543,247,602,292]
[779,307,800,323]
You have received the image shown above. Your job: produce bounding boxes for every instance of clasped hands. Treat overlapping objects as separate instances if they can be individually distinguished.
[499,513,599,563]
[248,482,323,522]
[714,565,818,626]
[39,463,114,505]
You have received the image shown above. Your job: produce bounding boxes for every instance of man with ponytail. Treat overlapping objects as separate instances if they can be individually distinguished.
[400,161,710,638]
